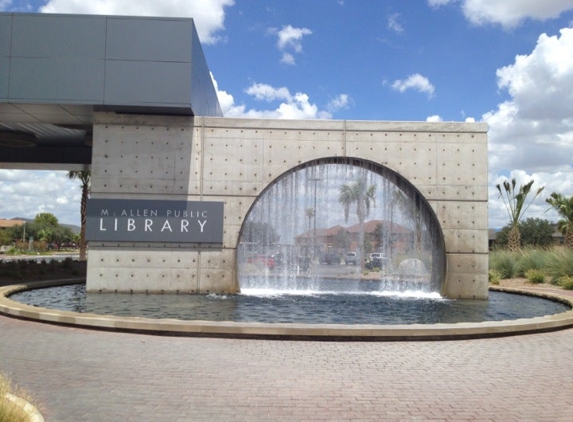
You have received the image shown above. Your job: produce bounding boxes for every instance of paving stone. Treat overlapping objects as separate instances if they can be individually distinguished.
[0,315,572,421]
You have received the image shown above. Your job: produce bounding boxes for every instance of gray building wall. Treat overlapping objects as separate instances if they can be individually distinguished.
[1,13,221,117]
[87,112,488,299]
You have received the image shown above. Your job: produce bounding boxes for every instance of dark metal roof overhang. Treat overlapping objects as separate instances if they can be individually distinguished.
[0,12,222,170]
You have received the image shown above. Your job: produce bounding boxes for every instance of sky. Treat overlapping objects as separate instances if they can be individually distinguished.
[1,0,573,229]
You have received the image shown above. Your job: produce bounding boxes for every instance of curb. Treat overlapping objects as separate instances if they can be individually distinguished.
[4,393,44,422]
[1,280,572,341]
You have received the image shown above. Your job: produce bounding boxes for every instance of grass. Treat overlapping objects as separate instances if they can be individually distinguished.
[0,374,32,422]
[490,247,573,285]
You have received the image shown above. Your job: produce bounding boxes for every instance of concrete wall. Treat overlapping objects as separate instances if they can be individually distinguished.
[87,113,488,299]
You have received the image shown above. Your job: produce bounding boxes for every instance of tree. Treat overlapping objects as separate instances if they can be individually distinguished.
[241,221,280,246]
[68,170,91,261]
[34,213,58,227]
[339,178,376,269]
[333,228,351,251]
[393,190,424,255]
[304,207,315,233]
[495,218,554,248]
[546,192,573,248]
[496,178,544,252]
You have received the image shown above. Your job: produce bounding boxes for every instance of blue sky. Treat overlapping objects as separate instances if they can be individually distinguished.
[1,0,573,229]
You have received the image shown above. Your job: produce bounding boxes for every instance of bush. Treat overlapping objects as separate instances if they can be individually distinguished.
[489,249,519,279]
[516,248,548,277]
[0,374,32,422]
[488,269,501,285]
[524,269,545,284]
[62,257,73,269]
[545,249,573,281]
[559,276,573,290]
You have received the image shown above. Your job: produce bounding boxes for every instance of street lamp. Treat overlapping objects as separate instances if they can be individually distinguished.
[308,177,322,260]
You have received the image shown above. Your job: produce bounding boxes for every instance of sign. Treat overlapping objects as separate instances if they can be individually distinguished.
[86,199,224,243]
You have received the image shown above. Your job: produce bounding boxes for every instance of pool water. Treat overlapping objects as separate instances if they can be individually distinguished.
[9,283,570,325]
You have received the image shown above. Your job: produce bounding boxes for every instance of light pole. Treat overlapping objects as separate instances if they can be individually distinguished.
[308,177,322,260]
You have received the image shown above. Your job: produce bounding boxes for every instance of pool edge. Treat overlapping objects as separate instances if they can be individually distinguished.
[1,280,573,341]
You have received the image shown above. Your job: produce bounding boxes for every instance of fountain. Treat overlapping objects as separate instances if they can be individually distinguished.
[237,158,445,296]
[1,159,572,338]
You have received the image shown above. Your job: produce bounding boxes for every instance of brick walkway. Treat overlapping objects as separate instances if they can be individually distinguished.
[1,315,572,421]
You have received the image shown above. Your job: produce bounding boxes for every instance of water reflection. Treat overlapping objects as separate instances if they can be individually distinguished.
[10,285,569,325]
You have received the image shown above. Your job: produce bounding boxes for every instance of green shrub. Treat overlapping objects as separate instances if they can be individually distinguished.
[524,268,545,284]
[559,275,573,290]
[62,257,73,269]
[545,249,573,281]
[516,248,548,277]
[488,269,501,285]
[489,249,519,279]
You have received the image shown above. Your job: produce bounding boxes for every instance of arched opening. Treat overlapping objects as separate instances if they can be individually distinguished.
[237,157,446,295]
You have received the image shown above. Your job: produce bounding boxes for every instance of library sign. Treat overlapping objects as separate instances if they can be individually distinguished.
[86,199,224,243]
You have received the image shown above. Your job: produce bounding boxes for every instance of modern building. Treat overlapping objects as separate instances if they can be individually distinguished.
[0,12,489,298]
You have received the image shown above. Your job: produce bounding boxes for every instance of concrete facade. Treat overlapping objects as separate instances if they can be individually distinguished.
[87,112,488,299]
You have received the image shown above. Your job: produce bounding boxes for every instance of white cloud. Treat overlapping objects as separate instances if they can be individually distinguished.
[485,27,573,227]
[271,25,312,65]
[0,1,12,11]
[280,53,295,65]
[0,170,82,225]
[326,94,351,113]
[427,0,454,7]
[429,0,573,28]
[212,75,334,120]
[276,25,312,51]
[387,13,404,33]
[391,74,436,98]
[426,115,443,122]
[485,28,573,174]
[39,0,235,44]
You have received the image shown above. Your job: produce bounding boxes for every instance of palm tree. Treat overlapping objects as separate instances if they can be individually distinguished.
[393,190,423,255]
[496,178,544,252]
[546,192,573,248]
[68,170,91,261]
[339,178,376,269]
[305,207,315,233]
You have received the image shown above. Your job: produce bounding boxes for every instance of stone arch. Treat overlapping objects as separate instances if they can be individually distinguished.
[236,156,447,293]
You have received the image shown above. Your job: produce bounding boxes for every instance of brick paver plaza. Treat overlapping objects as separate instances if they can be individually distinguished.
[1,313,572,422]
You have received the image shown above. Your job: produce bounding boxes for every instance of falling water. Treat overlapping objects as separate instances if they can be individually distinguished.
[237,158,445,296]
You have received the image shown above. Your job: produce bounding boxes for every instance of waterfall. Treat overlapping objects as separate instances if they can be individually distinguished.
[237,158,445,295]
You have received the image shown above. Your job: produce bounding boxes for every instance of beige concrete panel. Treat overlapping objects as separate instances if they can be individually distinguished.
[168,269,198,292]
[423,185,488,202]
[198,268,236,293]
[199,249,233,270]
[436,142,487,186]
[443,228,489,254]
[446,253,489,275]
[349,142,438,186]
[87,267,172,292]
[443,253,489,299]
[345,120,488,134]
[203,137,264,179]
[202,180,263,197]
[201,116,345,132]
[435,201,488,230]
[345,131,434,143]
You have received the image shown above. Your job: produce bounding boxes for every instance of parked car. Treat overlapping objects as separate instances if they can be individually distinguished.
[366,253,389,270]
[344,251,358,265]
[320,253,340,265]
[247,254,276,270]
